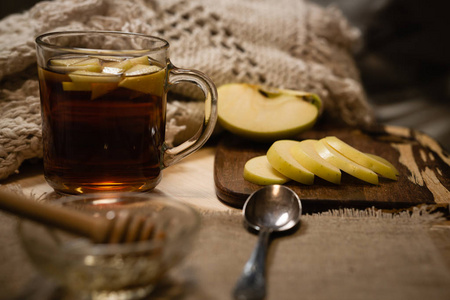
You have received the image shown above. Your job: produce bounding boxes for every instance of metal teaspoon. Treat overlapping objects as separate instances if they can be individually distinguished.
[233,185,302,300]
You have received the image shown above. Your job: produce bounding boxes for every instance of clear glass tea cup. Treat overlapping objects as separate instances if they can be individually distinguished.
[35,31,217,194]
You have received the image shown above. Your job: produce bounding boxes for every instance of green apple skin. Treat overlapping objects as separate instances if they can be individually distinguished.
[365,153,399,177]
[218,83,322,142]
[314,140,379,185]
[290,140,341,184]
[323,136,398,180]
[243,155,289,185]
[266,140,314,185]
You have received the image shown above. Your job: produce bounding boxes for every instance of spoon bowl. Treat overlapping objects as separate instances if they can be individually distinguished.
[243,184,302,233]
[233,185,302,300]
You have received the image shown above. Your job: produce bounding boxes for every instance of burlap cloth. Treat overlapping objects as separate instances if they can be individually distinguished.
[1,207,450,300]
[0,0,375,181]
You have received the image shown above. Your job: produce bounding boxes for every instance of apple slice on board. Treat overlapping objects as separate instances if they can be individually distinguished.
[322,136,399,180]
[266,140,314,185]
[365,153,399,177]
[218,83,322,142]
[243,155,289,185]
[290,139,341,184]
[314,140,379,185]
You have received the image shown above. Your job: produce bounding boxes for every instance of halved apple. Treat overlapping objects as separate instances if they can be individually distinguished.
[218,83,322,141]
[314,140,378,184]
[243,155,289,185]
[290,139,341,184]
[266,140,314,185]
[322,136,399,180]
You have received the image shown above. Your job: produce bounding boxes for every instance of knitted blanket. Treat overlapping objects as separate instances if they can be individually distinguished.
[0,0,374,180]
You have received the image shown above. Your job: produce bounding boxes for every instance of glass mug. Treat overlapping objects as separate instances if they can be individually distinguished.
[36,31,217,194]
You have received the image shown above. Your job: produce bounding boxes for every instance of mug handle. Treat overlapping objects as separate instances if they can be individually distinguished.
[162,64,218,168]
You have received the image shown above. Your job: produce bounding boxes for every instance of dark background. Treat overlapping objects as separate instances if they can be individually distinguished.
[1,0,449,150]
[315,0,450,152]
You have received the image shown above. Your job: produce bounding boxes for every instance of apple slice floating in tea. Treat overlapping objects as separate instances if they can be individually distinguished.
[68,70,121,83]
[50,57,90,66]
[218,83,322,142]
[65,70,121,99]
[119,65,165,95]
[102,55,151,75]
[49,57,102,72]
[49,55,165,98]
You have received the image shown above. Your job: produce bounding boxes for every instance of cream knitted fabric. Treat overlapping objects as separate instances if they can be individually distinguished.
[0,0,374,180]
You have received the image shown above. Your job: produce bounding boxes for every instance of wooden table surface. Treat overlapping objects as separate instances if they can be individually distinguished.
[1,145,234,213]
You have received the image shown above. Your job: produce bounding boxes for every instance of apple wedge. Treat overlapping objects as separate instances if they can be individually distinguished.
[90,83,119,99]
[266,140,314,185]
[218,83,322,141]
[49,57,102,73]
[118,65,165,95]
[50,57,89,66]
[102,55,151,75]
[314,140,378,184]
[61,82,92,91]
[243,155,289,185]
[68,70,121,83]
[290,140,341,184]
[322,136,399,180]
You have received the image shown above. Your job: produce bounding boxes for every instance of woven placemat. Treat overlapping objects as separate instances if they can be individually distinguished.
[1,207,449,300]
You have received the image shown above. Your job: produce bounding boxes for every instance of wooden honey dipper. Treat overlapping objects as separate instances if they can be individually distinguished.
[0,189,157,244]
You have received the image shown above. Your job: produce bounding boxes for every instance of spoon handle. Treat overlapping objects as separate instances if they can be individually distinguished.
[233,228,271,300]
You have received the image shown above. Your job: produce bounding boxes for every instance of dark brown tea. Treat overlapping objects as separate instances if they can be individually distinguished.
[38,55,166,193]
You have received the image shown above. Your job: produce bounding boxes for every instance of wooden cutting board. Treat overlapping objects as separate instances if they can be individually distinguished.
[214,123,450,212]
